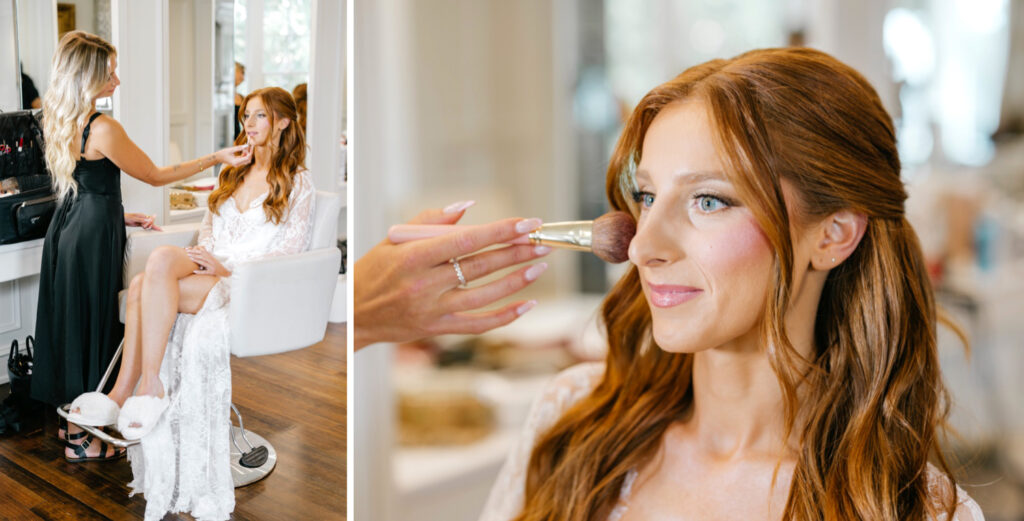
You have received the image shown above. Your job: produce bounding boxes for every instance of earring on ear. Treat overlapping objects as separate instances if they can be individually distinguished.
[831,257,836,263]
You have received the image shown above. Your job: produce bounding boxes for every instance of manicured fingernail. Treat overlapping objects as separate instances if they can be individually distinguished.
[534,245,552,255]
[443,200,476,214]
[516,218,542,234]
[516,300,537,316]
[524,262,548,281]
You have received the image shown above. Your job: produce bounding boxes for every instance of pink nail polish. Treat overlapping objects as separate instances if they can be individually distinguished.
[516,300,537,316]
[534,245,552,255]
[516,218,542,234]
[524,262,548,281]
[443,200,476,214]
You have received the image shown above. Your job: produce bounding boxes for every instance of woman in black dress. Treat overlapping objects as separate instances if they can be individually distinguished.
[32,31,252,462]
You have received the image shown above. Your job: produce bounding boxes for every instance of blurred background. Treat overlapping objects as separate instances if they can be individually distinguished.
[354,0,1024,519]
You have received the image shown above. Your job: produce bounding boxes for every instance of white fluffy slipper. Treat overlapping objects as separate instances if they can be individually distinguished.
[117,394,169,440]
[67,392,119,427]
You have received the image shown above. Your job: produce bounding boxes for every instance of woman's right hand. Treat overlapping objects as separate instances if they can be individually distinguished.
[353,201,552,350]
[215,144,253,168]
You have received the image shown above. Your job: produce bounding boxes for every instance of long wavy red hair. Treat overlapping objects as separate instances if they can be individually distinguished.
[208,87,306,224]
[517,48,964,521]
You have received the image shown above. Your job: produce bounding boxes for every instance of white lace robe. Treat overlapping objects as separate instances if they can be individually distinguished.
[479,362,986,521]
[126,170,316,521]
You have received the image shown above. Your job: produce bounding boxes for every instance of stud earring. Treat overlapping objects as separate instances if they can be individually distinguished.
[831,257,836,263]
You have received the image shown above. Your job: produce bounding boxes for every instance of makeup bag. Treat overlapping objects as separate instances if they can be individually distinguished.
[0,110,54,244]
[7,337,33,402]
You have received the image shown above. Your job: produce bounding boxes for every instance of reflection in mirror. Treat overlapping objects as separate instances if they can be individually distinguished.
[233,0,312,127]
[1,0,21,111]
[15,0,109,113]
[165,0,234,223]
[14,0,58,111]
[215,0,235,150]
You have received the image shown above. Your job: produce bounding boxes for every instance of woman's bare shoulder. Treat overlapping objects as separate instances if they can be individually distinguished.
[925,463,985,521]
[85,113,124,137]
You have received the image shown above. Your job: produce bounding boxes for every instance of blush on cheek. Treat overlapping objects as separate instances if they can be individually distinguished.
[698,215,772,272]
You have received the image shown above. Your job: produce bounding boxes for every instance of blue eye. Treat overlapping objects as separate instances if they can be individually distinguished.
[631,191,655,209]
[696,195,728,212]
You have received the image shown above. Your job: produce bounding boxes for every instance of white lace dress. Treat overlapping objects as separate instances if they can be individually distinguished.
[479,362,986,521]
[126,170,316,521]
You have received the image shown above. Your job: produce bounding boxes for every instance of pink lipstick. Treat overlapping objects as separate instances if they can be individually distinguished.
[646,283,702,308]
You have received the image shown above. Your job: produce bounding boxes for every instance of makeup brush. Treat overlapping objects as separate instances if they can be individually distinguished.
[387,211,637,263]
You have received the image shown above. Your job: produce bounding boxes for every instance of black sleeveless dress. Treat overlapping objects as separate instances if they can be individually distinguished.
[31,113,125,406]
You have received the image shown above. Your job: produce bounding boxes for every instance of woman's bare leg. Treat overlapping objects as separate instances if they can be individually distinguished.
[65,248,218,454]
[135,246,219,399]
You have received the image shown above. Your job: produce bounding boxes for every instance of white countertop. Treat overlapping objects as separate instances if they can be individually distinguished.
[0,238,44,282]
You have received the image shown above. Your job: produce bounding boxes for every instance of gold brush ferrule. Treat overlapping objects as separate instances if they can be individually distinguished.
[527,221,593,252]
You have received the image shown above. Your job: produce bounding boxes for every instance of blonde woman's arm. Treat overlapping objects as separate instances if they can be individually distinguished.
[87,114,253,186]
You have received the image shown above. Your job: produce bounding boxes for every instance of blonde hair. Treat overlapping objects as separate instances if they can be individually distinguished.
[42,31,117,201]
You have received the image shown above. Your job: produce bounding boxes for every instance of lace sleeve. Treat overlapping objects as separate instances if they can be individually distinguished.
[197,208,215,250]
[478,362,605,521]
[265,169,316,257]
[927,464,986,521]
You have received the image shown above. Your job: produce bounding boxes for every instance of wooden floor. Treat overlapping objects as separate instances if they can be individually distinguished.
[0,323,347,521]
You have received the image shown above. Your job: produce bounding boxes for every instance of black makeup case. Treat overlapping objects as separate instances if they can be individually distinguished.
[0,110,55,245]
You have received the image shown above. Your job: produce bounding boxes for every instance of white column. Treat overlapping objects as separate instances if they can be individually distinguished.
[112,0,169,221]
[353,0,411,517]
[308,0,345,192]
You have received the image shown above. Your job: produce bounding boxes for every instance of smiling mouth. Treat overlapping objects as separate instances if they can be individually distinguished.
[646,283,703,308]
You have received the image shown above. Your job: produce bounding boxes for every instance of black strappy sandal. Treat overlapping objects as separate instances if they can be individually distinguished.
[64,430,125,463]
[58,416,67,440]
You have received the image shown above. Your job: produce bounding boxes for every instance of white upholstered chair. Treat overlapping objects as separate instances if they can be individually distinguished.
[120,191,342,356]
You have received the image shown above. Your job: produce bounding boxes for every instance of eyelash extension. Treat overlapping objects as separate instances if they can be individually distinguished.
[630,190,740,212]
[692,191,737,208]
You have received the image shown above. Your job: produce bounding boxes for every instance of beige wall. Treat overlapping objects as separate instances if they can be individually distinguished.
[394,0,575,297]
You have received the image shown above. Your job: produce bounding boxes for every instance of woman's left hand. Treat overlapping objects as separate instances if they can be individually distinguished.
[186,245,230,277]
[124,212,161,231]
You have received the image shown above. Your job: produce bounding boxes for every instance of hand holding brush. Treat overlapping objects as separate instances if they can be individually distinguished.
[388,211,637,263]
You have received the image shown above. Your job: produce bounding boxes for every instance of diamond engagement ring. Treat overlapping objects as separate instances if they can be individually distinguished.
[450,257,467,287]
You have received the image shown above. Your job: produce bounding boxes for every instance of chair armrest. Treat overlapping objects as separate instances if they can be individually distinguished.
[228,247,341,357]
[124,224,200,284]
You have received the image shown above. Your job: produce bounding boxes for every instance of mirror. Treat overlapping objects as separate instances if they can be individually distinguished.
[165,0,235,224]
[232,0,312,133]
[11,0,112,112]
